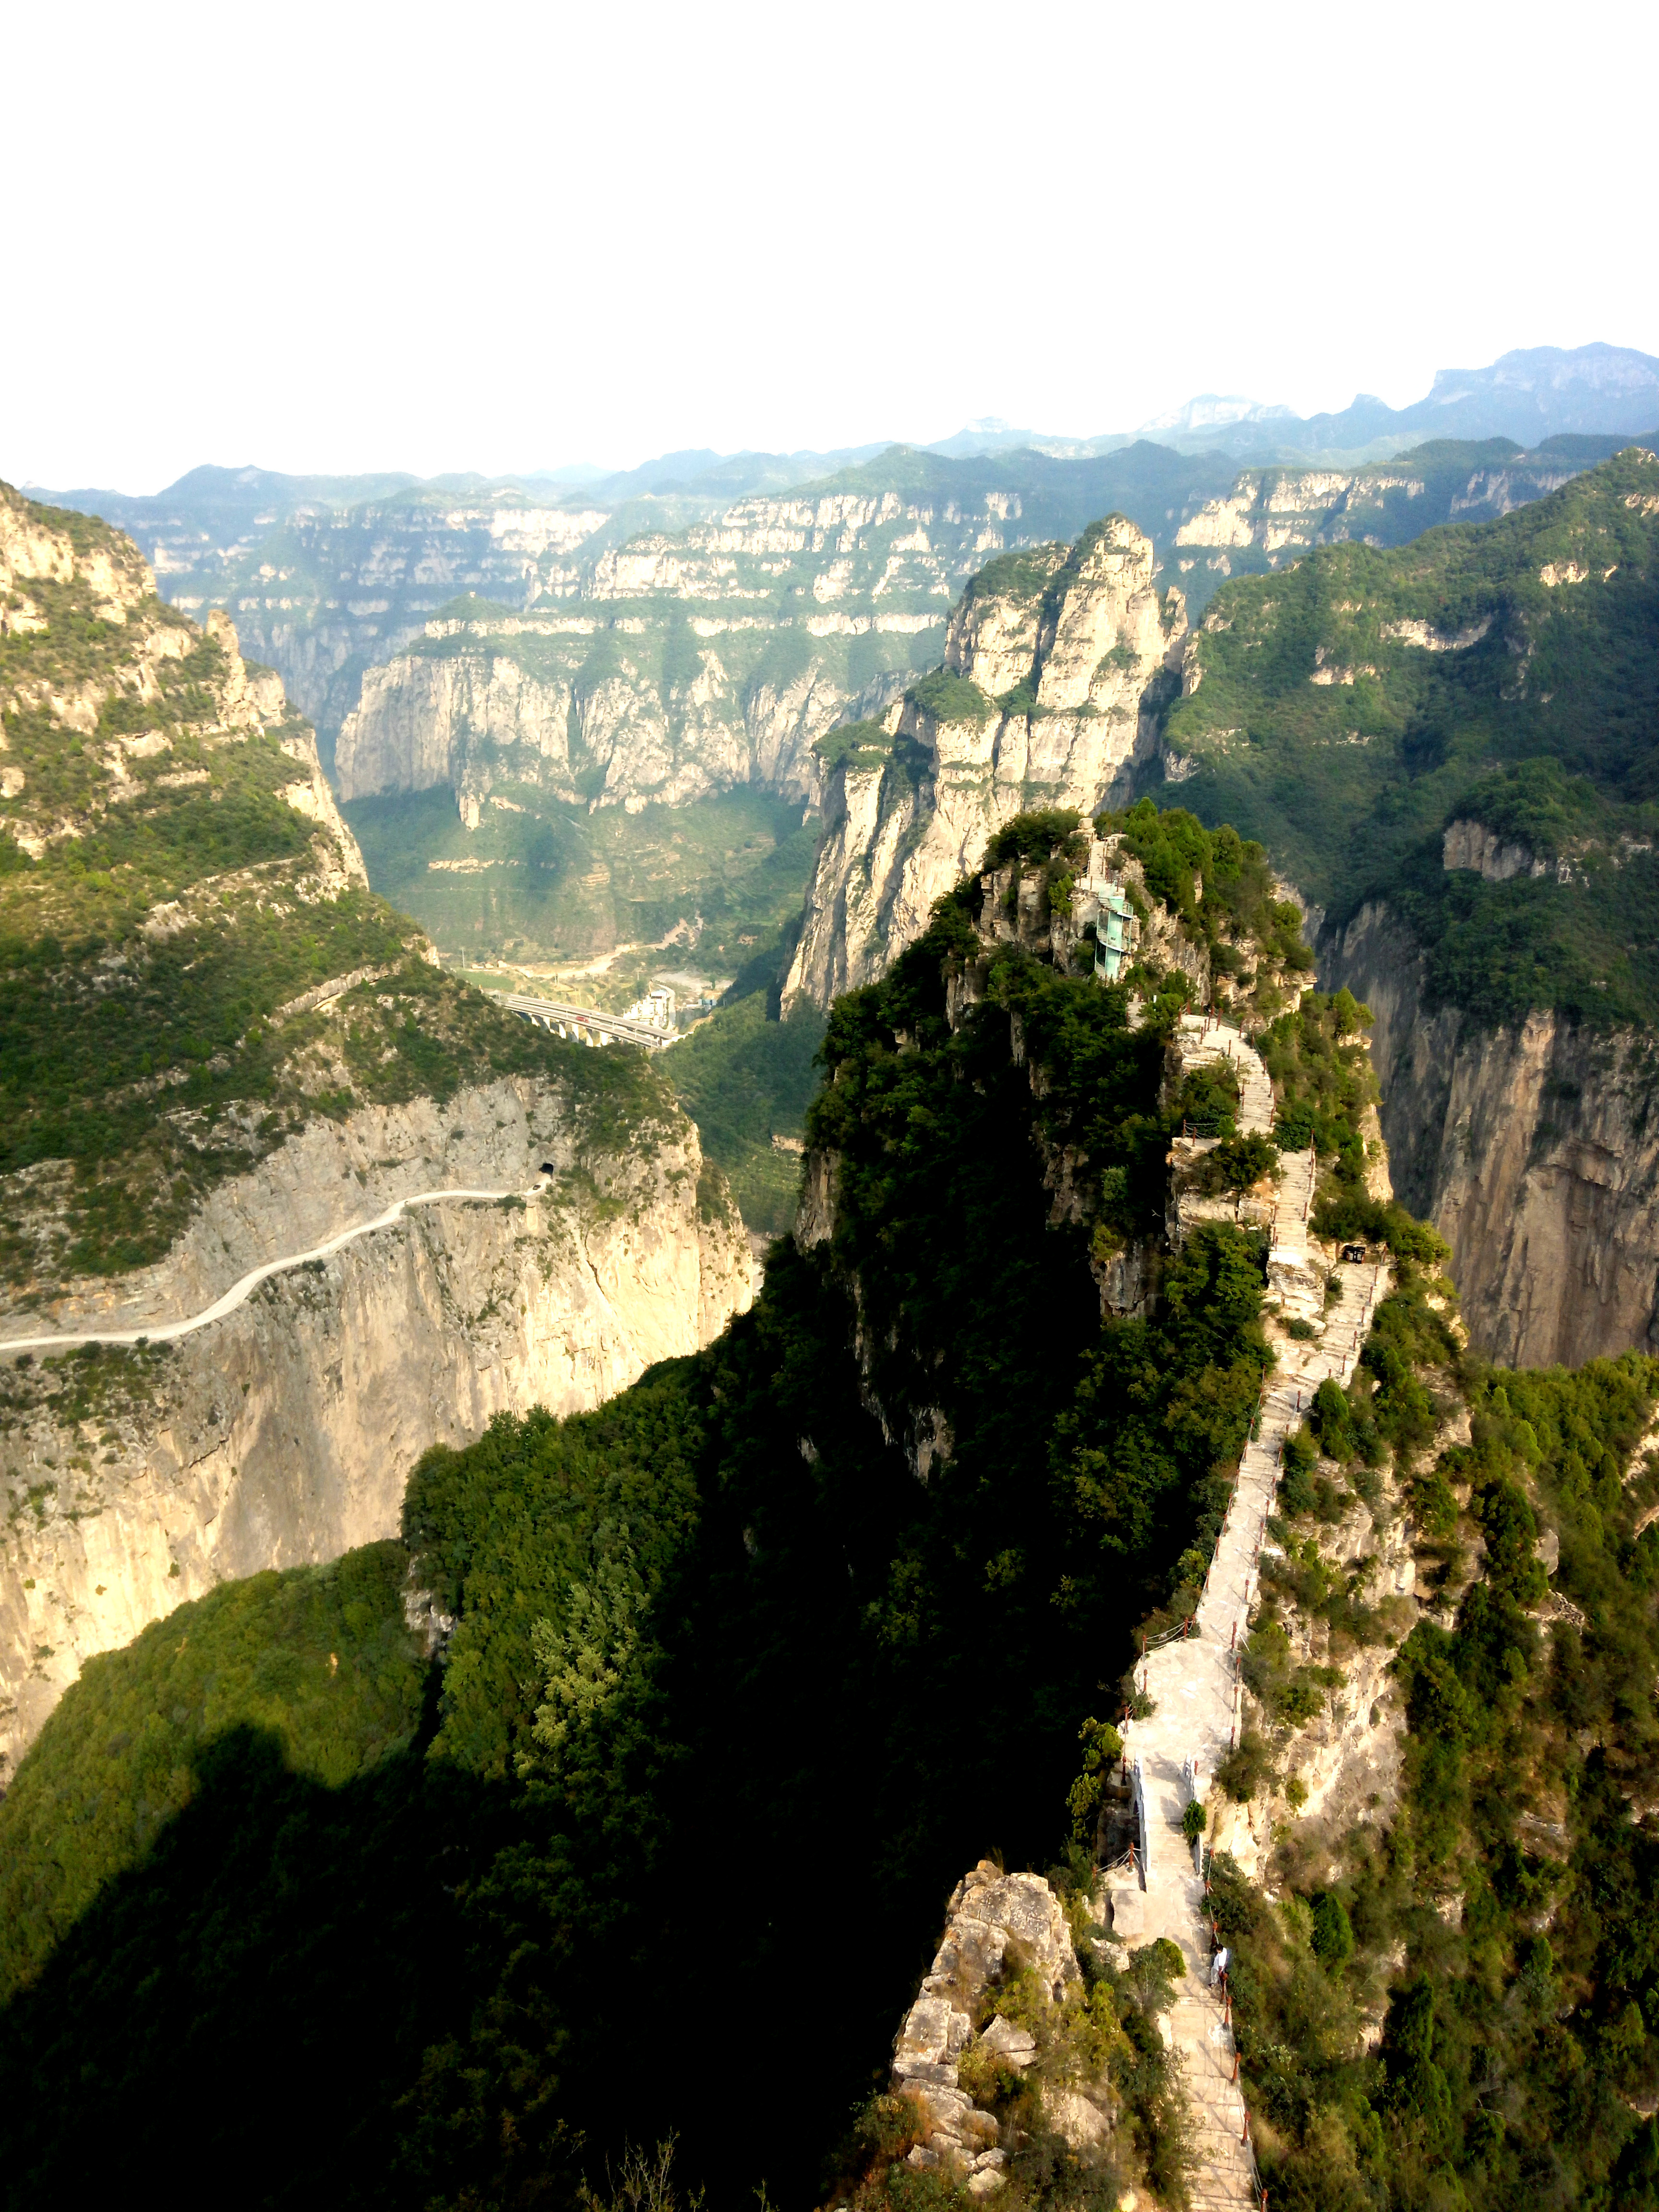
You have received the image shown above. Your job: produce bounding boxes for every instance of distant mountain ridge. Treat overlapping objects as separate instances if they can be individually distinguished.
[25,344,1659,815]
[1132,342,1659,460]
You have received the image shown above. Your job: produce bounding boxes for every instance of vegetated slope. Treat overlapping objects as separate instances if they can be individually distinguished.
[0,479,685,1302]
[8,807,1656,2212]
[0,806,1323,2209]
[1159,446,1659,1031]
[343,779,822,970]
[1168,435,1633,606]
[1153,448,1659,1368]
[1211,1296,1659,2210]
[0,483,755,1784]
[661,988,824,1238]
[0,1540,426,1994]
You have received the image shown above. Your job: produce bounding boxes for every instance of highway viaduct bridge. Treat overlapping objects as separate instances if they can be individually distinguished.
[484,989,676,1051]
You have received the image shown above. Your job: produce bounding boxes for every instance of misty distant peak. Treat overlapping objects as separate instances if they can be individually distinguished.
[1426,342,1659,404]
[1135,393,1297,434]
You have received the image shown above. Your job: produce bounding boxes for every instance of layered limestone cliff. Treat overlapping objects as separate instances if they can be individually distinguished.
[0,1078,754,1784]
[334,612,915,819]
[145,493,612,739]
[782,519,1185,1008]
[1323,900,1659,1365]
[1169,447,1592,598]
[328,478,1088,821]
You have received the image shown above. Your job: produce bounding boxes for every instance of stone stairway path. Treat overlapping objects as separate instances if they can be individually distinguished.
[1112,1013,1392,2209]
[1177,1013,1276,1134]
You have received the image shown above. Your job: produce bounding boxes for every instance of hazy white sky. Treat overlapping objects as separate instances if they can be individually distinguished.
[6,0,1654,491]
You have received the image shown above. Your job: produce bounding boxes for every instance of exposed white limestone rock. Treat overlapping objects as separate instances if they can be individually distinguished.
[784,520,1186,1009]
[1324,898,1659,1363]
[1442,818,1547,882]
[0,1082,754,1785]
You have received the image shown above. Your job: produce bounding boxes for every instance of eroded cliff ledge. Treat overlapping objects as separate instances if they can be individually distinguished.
[1323,899,1659,1365]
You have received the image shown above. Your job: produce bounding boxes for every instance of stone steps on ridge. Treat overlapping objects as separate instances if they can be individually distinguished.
[1115,1012,1390,2209]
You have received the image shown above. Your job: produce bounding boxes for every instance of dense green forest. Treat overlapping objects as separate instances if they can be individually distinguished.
[662,985,823,1234]
[1159,447,1659,1027]
[3,805,1657,2211]
[0,810,1287,2208]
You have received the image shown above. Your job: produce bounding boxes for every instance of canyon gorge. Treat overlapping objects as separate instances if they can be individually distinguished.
[6,339,1659,2212]
[0,483,753,1780]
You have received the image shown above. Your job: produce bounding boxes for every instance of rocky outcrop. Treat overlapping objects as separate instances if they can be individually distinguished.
[0,1078,754,1785]
[782,518,1185,1009]
[1322,900,1659,1364]
[1441,817,1551,882]
[891,1863,1093,2190]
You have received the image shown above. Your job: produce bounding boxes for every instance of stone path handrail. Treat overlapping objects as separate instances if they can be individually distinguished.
[0,1181,550,1357]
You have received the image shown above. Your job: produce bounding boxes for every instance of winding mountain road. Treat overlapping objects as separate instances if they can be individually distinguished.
[0,1182,549,1358]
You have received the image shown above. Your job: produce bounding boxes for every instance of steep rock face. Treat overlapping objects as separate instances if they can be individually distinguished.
[1440,817,1553,882]
[1323,900,1659,1364]
[333,611,910,819]
[0,1079,754,1783]
[783,519,1184,1008]
[337,647,574,806]
[158,496,611,738]
[1168,447,1598,603]
[323,479,1084,808]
